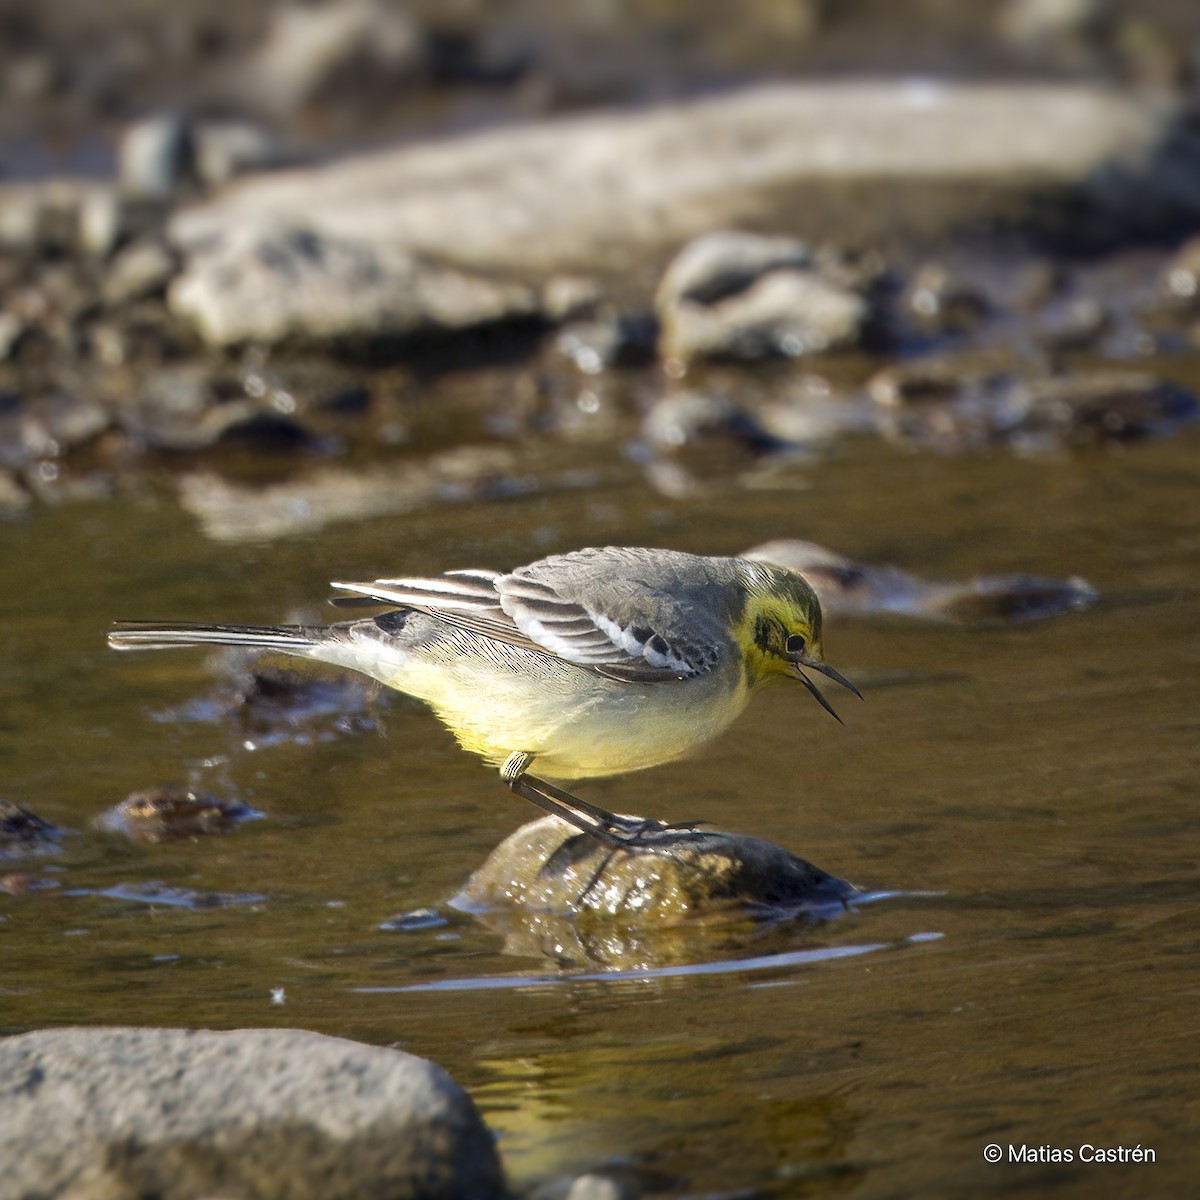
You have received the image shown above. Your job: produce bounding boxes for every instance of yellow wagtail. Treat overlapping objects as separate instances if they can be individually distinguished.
[108,546,859,846]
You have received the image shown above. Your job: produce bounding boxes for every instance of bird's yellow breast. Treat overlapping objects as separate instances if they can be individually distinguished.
[324,613,759,780]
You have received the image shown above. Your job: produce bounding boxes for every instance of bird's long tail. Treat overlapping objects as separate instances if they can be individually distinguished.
[108,621,322,654]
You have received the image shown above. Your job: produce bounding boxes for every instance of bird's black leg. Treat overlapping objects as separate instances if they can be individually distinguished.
[499,753,671,849]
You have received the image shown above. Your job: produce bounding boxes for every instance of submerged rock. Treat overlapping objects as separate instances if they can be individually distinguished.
[0,798,64,860]
[745,538,1098,626]
[456,814,858,922]
[867,360,1198,452]
[0,1027,506,1200]
[96,788,263,844]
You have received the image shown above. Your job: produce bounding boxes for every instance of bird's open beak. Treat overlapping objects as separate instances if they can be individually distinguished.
[791,659,863,723]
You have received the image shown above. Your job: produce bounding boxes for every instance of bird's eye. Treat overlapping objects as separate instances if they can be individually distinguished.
[786,634,807,656]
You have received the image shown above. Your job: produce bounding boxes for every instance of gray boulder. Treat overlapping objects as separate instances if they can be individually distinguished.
[170,80,1194,289]
[0,1026,506,1200]
[169,226,540,348]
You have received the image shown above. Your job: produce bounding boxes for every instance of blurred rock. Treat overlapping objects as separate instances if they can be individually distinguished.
[998,0,1116,65]
[0,1027,506,1200]
[656,231,868,366]
[116,361,329,452]
[244,0,425,116]
[0,798,64,859]
[0,391,110,468]
[169,227,541,348]
[641,390,789,454]
[119,114,195,199]
[0,470,31,514]
[744,539,1098,625]
[171,81,1199,292]
[1033,295,1111,352]
[1161,234,1200,306]
[657,231,812,306]
[456,814,859,920]
[867,361,970,408]
[900,262,991,335]
[1007,370,1199,445]
[193,120,290,187]
[103,238,179,306]
[77,186,124,258]
[96,787,263,844]
[554,313,656,374]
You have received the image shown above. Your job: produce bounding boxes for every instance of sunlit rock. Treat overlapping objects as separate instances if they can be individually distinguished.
[0,1027,506,1200]
[455,814,858,924]
[169,227,541,349]
[656,231,869,367]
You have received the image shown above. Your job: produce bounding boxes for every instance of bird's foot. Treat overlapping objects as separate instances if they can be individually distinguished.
[596,814,709,850]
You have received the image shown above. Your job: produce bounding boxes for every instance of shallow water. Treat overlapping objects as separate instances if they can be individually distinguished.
[3,416,1199,1196]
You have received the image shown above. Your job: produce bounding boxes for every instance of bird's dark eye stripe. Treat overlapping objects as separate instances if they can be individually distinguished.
[754,616,773,651]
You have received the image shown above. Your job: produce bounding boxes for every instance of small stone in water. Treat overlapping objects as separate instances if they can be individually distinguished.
[96,787,262,844]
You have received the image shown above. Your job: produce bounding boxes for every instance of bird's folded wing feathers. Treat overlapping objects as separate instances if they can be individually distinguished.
[330,558,724,681]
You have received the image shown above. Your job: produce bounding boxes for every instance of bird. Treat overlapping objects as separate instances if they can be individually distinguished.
[108,546,860,848]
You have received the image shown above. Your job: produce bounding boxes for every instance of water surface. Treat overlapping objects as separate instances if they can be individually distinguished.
[2,423,1198,1196]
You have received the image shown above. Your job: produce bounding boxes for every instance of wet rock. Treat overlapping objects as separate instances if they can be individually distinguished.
[169,226,541,349]
[1006,370,1199,445]
[0,798,64,859]
[540,275,604,324]
[868,359,1197,452]
[1033,295,1111,352]
[657,232,812,307]
[118,113,195,199]
[118,364,315,452]
[900,262,990,335]
[171,81,1197,289]
[656,231,868,366]
[0,312,24,360]
[178,446,519,541]
[1161,234,1200,306]
[744,539,1099,625]
[554,313,656,374]
[998,0,1117,66]
[103,238,179,306]
[867,361,975,408]
[641,390,790,455]
[96,787,263,844]
[456,814,858,921]
[193,120,290,187]
[77,186,124,258]
[242,0,425,116]
[0,1026,506,1200]
[0,470,31,515]
[0,180,126,257]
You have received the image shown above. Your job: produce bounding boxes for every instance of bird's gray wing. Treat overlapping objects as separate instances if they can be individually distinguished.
[497,547,734,681]
[332,549,733,682]
[330,570,541,649]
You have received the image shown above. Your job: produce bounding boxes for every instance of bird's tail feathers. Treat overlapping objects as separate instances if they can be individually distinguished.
[108,621,321,654]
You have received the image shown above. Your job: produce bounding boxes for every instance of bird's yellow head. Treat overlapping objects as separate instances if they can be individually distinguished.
[734,561,861,720]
